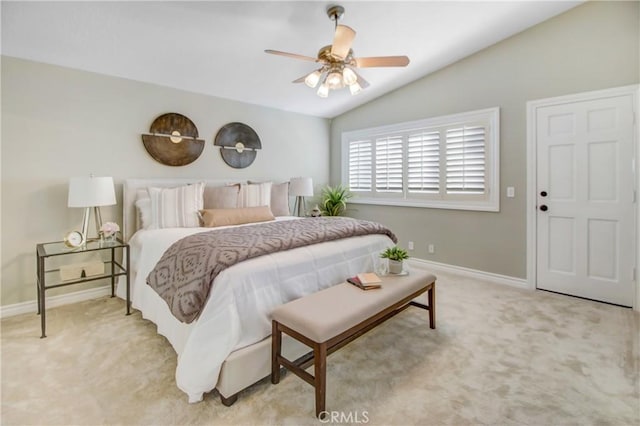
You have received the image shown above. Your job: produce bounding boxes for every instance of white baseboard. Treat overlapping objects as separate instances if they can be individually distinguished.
[1,259,527,319]
[0,285,112,319]
[408,258,529,290]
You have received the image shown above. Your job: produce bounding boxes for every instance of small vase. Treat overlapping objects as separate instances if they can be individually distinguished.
[103,234,117,243]
[388,259,403,274]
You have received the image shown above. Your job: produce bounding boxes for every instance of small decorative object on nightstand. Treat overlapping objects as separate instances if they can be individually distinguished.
[100,222,120,242]
[310,205,322,217]
[290,177,314,217]
[63,230,85,248]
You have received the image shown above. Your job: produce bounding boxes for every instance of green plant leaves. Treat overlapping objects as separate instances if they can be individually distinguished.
[321,184,353,216]
[380,246,409,261]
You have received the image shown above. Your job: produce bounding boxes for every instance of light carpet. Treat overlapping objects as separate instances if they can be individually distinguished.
[1,271,638,425]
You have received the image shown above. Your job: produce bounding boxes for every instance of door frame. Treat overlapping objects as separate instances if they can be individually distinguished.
[526,84,639,311]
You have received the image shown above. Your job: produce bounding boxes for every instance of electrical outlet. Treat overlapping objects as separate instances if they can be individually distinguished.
[428,244,435,254]
[408,241,414,250]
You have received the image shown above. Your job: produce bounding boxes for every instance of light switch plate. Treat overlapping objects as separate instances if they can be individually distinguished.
[506,186,515,198]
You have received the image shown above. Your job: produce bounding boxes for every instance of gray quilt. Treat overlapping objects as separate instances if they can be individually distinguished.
[147,217,397,323]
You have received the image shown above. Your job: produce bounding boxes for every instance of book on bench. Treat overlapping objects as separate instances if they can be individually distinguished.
[347,273,382,290]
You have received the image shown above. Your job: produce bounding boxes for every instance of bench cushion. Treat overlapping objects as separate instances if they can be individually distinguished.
[271,270,436,343]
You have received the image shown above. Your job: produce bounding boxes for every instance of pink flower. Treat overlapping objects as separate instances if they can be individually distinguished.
[100,222,120,237]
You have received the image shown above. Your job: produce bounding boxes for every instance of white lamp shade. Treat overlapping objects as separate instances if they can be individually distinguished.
[289,177,314,197]
[68,176,116,207]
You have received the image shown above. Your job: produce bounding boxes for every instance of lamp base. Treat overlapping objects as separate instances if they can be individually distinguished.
[292,196,307,217]
[80,206,105,242]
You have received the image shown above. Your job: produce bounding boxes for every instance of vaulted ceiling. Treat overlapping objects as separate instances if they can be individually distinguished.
[2,1,582,118]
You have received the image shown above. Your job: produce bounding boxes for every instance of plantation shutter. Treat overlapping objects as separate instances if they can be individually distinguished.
[407,130,440,193]
[445,125,486,194]
[375,135,403,192]
[348,140,372,191]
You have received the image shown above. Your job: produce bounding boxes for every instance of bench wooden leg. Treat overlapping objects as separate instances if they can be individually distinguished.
[428,283,436,329]
[314,342,327,419]
[271,320,282,384]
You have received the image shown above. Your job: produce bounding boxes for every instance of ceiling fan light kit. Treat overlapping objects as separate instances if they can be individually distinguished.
[265,4,409,98]
[317,83,330,98]
[304,70,322,88]
[342,67,357,85]
[349,82,362,95]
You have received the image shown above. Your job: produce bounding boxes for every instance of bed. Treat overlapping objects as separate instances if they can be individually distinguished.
[117,178,395,404]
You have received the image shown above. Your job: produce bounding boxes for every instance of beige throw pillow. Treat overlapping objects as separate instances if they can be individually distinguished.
[199,206,275,228]
[203,185,240,209]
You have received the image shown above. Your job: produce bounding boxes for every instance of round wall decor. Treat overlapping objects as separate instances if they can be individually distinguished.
[141,113,205,166]
[214,122,262,169]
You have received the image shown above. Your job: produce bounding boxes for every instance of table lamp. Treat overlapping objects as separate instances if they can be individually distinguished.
[289,177,313,217]
[68,176,116,241]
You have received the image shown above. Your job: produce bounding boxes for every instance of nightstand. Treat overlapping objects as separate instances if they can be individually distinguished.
[36,238,130,338]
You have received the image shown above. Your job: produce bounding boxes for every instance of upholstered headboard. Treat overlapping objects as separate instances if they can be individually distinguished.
[122,178,268,242]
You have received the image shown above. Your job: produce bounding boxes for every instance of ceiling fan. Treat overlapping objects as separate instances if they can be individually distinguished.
[265,4,410,98]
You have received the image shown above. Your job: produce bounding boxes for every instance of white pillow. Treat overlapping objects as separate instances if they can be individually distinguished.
[148,182,205,228]
[238,182,272,208]
[135,197,152,230]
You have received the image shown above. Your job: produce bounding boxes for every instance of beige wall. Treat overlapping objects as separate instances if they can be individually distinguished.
[1,57,330,306]
[330,1,639,278]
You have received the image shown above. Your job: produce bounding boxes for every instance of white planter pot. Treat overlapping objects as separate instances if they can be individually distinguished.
[388,259,403,274]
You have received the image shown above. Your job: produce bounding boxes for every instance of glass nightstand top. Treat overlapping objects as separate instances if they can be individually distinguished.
[37,238,126,257]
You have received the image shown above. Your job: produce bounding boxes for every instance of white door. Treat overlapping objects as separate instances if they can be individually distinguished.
[536,94,635,306]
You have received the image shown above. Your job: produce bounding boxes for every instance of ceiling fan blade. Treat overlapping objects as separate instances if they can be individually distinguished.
[354,70,370,89]
[330,25,356,60]
[264,49,317,62]
[292,75,307,83]
[354,56,410,68]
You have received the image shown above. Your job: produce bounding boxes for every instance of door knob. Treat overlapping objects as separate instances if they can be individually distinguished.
[540,191,547,197]
[540,205,548,212]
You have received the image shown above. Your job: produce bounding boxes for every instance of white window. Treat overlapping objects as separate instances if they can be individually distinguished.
[341,107,500,211]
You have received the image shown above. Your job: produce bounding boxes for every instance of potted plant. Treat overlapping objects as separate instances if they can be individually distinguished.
[320,184,353,216]
[380,246,409,274]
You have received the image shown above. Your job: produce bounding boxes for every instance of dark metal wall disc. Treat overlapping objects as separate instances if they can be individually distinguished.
[214,122,261,169]
[142,113,205,166]
[220,149,258,169]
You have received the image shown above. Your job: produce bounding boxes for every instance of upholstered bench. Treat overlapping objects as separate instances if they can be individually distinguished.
[271,270,436,418]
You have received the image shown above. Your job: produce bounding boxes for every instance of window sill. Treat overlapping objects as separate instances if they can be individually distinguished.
[349,197,499,212]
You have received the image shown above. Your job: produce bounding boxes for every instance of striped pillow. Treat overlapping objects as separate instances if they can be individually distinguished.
[148,182,205,228]
[238,182,272,208]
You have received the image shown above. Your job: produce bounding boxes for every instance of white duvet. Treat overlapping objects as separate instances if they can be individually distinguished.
[117,217,393,403]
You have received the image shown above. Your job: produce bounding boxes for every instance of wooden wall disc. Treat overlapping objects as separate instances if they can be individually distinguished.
[142,113,205,166]
[214,122,261,169]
